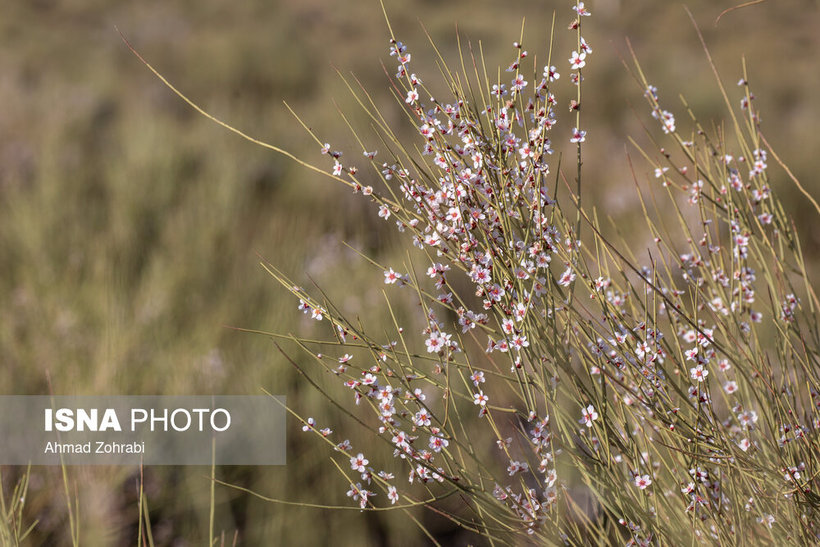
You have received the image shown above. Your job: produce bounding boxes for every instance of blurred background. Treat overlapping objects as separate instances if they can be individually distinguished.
[1,0,818,544]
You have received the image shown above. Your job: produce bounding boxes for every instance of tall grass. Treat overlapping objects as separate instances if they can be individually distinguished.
[0,467,36,545]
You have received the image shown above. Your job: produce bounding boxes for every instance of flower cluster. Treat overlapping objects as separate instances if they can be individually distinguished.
[265,2,820,544]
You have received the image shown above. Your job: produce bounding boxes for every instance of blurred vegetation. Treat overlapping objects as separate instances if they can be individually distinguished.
[0,0,817,544]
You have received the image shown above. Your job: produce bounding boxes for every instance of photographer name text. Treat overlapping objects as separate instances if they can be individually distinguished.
[45,440,146,454]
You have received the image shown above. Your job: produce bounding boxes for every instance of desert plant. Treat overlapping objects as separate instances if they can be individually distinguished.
[131,1,820,544]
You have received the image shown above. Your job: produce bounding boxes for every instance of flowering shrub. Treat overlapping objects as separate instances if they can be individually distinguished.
[133,1,820,544]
